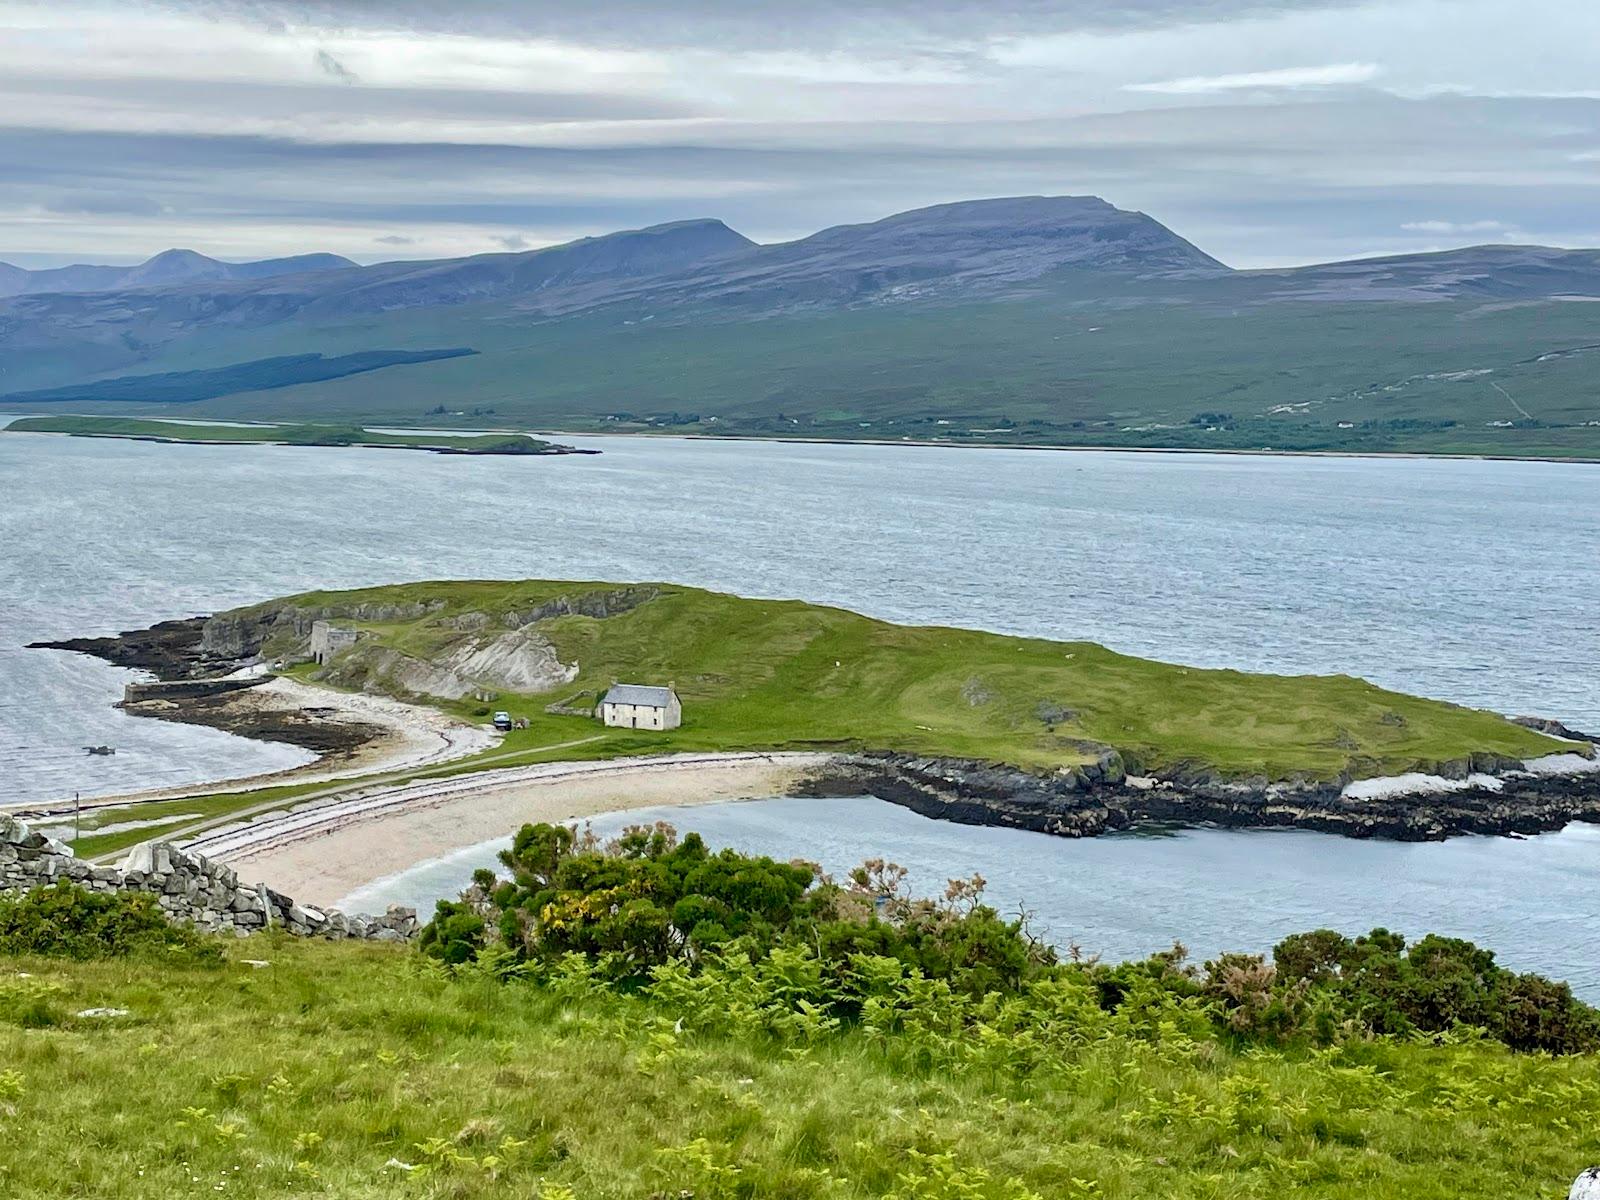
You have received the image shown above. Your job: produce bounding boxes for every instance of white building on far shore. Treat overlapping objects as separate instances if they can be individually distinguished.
[598,683,682,730]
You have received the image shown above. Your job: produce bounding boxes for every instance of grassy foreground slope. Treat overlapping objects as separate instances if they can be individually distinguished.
[6,415,563,455]
[265,579,1563,779]
[2,934,1597,1200]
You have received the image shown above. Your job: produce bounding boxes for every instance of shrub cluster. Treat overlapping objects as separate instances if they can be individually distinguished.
[0,884,221,964]
[422,822,1600,1056]
[421,821,1045,999]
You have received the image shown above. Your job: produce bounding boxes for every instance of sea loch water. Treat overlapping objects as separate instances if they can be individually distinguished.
[341,796,1600,1000]
[2,422,1596,804]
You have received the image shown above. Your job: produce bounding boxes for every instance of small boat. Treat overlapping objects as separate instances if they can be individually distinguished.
[83,745,116,756]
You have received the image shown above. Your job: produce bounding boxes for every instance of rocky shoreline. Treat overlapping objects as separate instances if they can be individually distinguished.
[805,748,1600,842]
[29,617,384,756]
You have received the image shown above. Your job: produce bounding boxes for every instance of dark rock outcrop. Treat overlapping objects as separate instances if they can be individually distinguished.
[807,750,1600,842]
[29,617,209,678]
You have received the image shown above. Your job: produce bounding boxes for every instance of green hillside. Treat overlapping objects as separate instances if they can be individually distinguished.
[256,579,1563,780]
[12,288,1600,458]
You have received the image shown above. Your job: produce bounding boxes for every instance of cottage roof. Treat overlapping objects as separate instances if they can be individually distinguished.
[603,683,676,708]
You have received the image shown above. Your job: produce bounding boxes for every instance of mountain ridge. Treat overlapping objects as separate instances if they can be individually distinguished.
[0,249,358,299]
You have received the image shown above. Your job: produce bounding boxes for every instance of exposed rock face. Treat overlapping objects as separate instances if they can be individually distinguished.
[0,816,416,942]
[807,750,1600,842]
[500,585,660,627]
[200,599,447,665]
[320,626,577,701]
[36,588,659,688]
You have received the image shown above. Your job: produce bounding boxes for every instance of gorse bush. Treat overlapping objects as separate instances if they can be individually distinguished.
[1267,927,1600,1053]
[421,820,1050,999]
[423,821,1600,1056]
[0,884,221,964]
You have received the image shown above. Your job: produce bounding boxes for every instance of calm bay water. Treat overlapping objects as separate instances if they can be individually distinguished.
[342,796,1600,999]
[3,420,1597,987]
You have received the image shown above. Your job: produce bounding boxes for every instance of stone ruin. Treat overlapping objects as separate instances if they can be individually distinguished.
[0,815,417,942]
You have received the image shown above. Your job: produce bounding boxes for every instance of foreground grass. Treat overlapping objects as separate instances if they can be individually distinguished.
[273,579,1564,779]
[6,415,556,455]
[1,936,1595,1199]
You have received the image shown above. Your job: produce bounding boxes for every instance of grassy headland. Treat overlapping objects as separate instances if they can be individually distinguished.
[241,579,1564,779]
[5,415,577,455]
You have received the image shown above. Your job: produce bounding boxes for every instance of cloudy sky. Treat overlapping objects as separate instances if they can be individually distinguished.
[3,0,1599,268]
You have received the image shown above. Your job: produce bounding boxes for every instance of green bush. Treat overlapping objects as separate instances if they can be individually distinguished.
[1270,927,1600,1054]
[0,885,221,964]
[421,821,1051,1001]
[421,821,1600,1057]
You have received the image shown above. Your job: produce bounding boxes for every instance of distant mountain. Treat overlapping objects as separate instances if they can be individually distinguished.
[728,194,1228,294]
[602,195,1231,314]
[293,217,756,317]
[0,249,358,298]
[3,195,1599,461]
[1245,244,1600,302]
[0,198,1230,354]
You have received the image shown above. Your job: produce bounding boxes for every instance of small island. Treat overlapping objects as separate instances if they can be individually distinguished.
[5,415,595,456]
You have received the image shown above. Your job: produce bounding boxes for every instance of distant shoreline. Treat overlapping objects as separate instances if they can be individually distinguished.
[3,416,595,456]
[3,411,1595,464]
[541,427,1600,466]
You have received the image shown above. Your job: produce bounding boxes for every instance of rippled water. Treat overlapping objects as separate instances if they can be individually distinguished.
[344,795,1600,1000]
[2,420,1597,806]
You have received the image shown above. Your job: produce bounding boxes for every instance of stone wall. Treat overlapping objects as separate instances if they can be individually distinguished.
[122,677,264,705]
[0,816,417,942]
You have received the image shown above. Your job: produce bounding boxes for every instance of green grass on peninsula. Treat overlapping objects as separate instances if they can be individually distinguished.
[1,935,1596,1200]
[260,579,1565,781]
[6,415,559,455]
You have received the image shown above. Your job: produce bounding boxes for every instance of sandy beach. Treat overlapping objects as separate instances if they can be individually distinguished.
[189,751,836,907]
[234,677,500,782]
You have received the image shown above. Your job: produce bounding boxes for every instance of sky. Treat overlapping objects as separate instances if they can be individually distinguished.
[3,0,1599,269]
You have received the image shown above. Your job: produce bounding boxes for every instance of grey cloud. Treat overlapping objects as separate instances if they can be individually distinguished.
[8,0,1600,272]
[43,192,167,216]
[313,48,359,83]
[174,0,1373,46]
[0,71,704,124]
[6,94,1600,268]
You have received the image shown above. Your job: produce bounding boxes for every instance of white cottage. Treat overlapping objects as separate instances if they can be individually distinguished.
[598,683,682,731]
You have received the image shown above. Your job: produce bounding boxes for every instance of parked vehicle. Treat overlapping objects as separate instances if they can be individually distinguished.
[491,711,514,731]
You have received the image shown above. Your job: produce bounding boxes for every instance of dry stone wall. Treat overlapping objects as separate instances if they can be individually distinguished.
[0,815,417,942]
